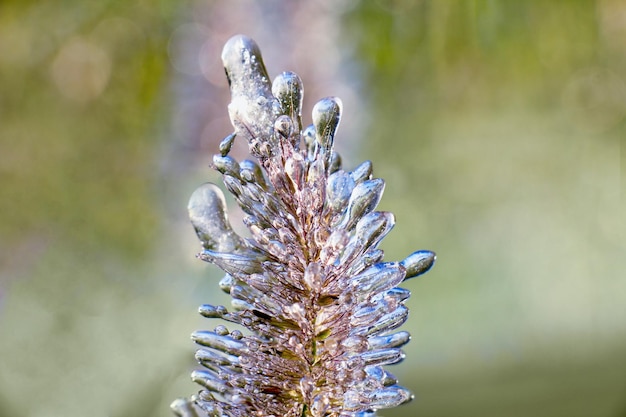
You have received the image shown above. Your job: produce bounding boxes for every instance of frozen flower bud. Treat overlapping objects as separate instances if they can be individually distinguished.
[188,183,242,252]
[343,178,386,230]
[401,250,437,280]
[312,96,342,166]
[326,169,355,215]
[239,159,267,188]
[272,71,303,131]
[350,160,373,183]
[221,35,280,152]
[218,133,236,156]
[212,155,241,179]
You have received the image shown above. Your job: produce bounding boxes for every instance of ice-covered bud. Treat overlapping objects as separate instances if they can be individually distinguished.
[188,183,242,252]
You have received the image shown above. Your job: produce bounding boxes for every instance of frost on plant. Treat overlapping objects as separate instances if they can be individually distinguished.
[171,35,435,417]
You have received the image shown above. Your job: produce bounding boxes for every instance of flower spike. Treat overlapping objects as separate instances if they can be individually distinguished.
[173,34,435,417]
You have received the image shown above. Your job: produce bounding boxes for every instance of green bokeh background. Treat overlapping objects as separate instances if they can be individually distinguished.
[1,1,625,416]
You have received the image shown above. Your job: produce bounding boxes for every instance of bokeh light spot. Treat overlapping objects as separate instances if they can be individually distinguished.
[167,23,210,76]
[50,37,112,103]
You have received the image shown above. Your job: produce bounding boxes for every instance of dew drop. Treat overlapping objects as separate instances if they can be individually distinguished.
[247,340,259,352]
[214,325,229,335]
[274,114,292,140]
[312,97,342,154]
[272,71,303,128]
[219,132,236,156]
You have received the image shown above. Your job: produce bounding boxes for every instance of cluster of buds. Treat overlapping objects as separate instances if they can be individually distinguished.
[172,35,435,417]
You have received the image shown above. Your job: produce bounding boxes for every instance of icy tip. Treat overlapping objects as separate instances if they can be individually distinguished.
[401,250,436,280]
[221,34,271,93]
[221,34,261,64]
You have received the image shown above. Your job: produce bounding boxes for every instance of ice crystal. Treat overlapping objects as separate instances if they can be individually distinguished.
[172,35,435,417]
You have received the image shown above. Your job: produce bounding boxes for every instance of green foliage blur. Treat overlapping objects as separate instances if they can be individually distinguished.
[0,1,625,417]
[0,1,196,416]
[0,0,175,256]
[344,2,626,416]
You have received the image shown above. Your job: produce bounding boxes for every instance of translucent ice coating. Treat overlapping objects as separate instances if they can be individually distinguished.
[221,35,280,155]
[174,35,435,417]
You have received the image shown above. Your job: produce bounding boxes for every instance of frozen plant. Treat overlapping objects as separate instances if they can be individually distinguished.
[171,35,435,417]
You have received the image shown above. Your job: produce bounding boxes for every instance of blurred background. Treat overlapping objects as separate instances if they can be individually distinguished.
[1,1,625,416]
